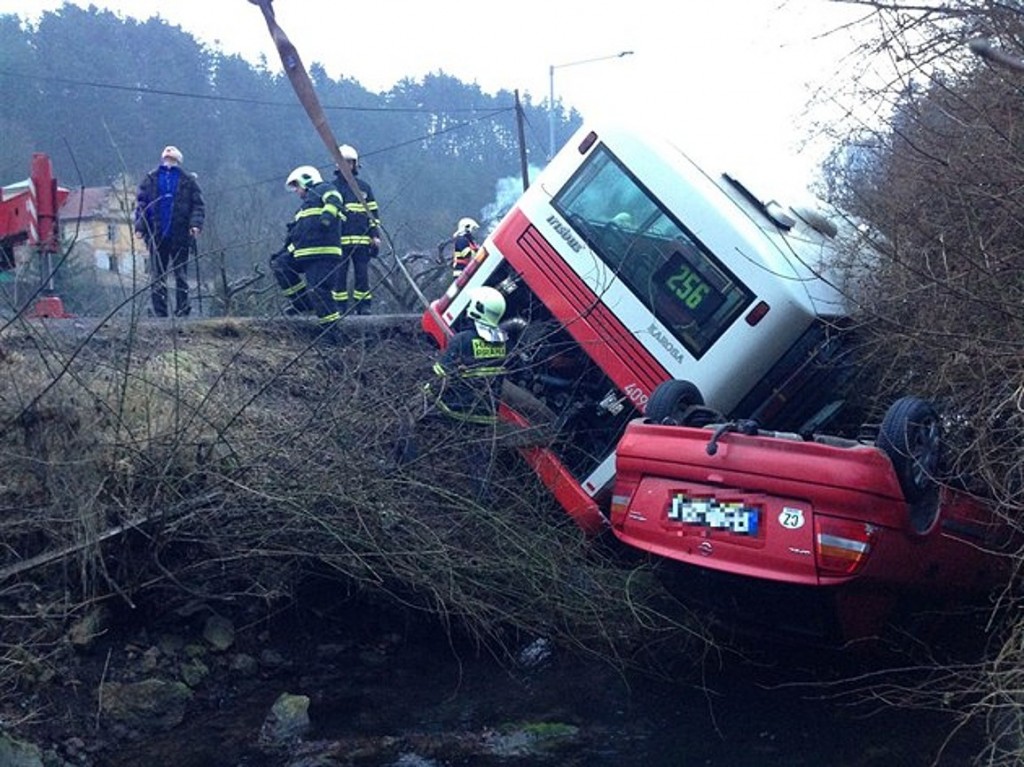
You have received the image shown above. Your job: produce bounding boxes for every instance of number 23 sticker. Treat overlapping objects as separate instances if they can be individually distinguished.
[779,507,805,530]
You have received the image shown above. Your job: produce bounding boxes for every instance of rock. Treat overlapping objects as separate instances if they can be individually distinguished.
[229,652,258,675]
[258,692,311,745]
[259,648,285,668]
[173,600,209,618]
[202,614,235,651]
[515,637,553,669]
[183,642,207,659]
[141,646,161,672]
[315,642,352,660]
[0,733,44,767]
[99,678,193,732]
[157,633,185,655]
[180,657,209,687]
[390,754,443,767]
[482,722,579,758]
[67,607,110,650]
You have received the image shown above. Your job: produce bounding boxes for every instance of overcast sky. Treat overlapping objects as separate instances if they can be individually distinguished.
[1,0,870,191]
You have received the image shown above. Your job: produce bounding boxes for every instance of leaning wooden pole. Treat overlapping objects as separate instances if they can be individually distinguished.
[247,0,449,335]
[248,0,363,202]
[515,90,530,193]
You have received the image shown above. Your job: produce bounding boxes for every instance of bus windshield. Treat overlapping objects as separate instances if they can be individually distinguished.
[551,144,753,359]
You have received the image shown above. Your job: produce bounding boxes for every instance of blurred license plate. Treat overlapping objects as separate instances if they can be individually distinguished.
[668,495,759,535]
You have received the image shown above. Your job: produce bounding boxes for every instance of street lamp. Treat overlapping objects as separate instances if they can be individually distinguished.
[548,50,634,160]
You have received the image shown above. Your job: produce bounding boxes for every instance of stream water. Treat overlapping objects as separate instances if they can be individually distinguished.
[106,601,986,767]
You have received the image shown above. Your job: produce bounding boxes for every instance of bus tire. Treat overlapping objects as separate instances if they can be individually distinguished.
[645,380,704,425]
[876,396,942,534]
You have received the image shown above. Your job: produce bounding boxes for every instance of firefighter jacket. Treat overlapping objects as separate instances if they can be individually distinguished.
[451,231,478,277]
[134,166,205,250]
[286,181,344,260]
[429,328,508,425]
[333,171,381,255]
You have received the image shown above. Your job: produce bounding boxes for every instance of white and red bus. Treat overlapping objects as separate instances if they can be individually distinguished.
[422,123,855,534]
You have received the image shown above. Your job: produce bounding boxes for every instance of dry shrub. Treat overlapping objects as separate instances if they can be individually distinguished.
[825,5,1024,512]
[816,2,1024,762]
[0,314,707,707]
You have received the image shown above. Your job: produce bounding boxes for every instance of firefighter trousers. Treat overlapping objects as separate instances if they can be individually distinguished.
[271,250,343,324]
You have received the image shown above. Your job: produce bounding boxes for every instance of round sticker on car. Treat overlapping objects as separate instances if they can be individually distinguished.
[778,507,805,529]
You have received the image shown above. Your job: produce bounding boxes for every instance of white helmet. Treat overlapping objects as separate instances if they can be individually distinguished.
[465,286,505,328]
[338,144,359,162]
[611,211,634,228]
[454,217,480,237]
[286,165,322,189]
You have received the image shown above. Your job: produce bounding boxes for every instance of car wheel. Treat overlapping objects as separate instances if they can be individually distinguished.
[876,396,942,534]
[645,380,705,425]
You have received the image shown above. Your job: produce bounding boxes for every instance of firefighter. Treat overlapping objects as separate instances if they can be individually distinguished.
[393,286,511,489]
[429,285,509,424]
[270,165,344,328]
[450,217,480,280]
[332,144,381,315]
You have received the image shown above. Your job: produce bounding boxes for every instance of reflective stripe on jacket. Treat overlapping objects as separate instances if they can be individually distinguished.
[451,232,478,274]
[335,172,381,249]
[430,330,508,425]
[286,181,344,259]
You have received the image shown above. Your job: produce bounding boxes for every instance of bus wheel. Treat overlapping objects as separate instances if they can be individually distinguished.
[645,380,705,425]
[876,396,942,535]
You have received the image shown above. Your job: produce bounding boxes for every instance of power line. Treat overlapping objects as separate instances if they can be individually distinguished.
[0,69,509,115]
[184,106,520,202]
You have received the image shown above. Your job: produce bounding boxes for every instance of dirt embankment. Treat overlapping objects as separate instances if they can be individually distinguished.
[0,315,698,763]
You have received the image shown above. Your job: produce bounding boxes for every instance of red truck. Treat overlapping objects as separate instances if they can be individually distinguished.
[1,153,73,318]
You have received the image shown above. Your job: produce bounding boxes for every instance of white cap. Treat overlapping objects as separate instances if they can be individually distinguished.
[161,145,183,164]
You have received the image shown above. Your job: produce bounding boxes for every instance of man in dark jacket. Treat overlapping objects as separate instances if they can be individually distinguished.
[270,165,345,328]
[134,145,205,317]
[333,144,381,315]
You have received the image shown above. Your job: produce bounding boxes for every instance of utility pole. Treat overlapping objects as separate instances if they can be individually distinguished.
[515,90,530,192]
[548,50,634,160]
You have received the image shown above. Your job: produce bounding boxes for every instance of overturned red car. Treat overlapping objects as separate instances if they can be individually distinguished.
[609,381,1013,643]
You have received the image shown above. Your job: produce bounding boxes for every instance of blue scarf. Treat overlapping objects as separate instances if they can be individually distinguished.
[157,165,181,238]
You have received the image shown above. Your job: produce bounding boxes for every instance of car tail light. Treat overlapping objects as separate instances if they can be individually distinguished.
[815,516,878,576]
[609,480,638,524]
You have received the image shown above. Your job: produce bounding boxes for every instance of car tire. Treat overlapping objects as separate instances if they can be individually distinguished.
[876,396,942,535]
[645,380,705,425]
